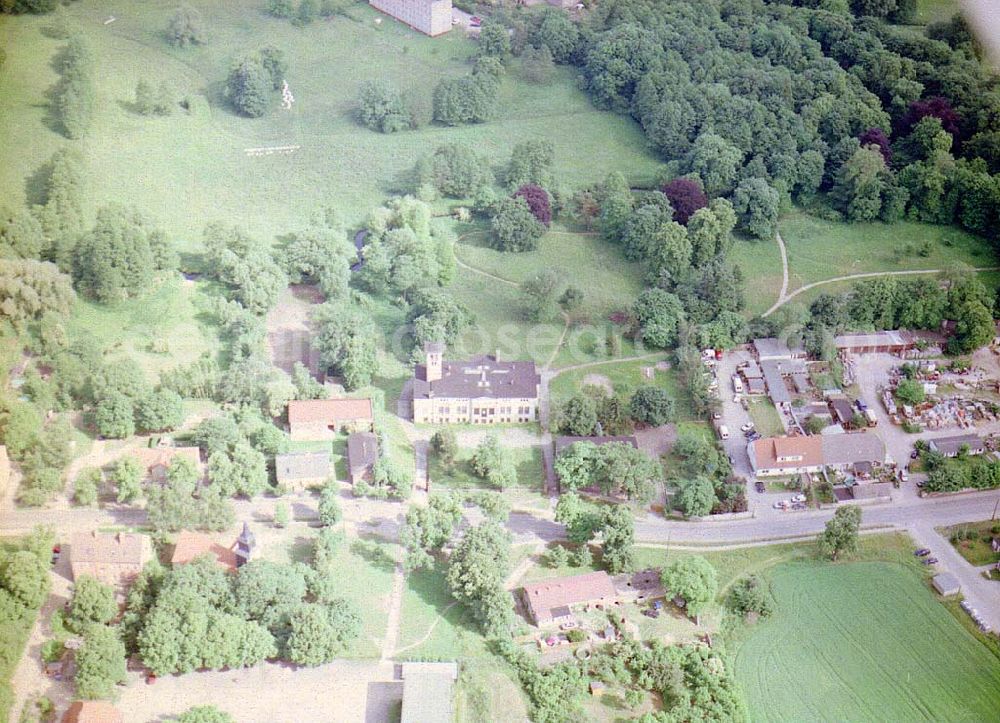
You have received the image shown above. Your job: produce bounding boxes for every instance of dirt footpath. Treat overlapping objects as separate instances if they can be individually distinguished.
[266,284,324,378]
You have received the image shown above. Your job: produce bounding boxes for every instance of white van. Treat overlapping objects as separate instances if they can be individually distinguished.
[732,375,744,393]
[718,425,730,440]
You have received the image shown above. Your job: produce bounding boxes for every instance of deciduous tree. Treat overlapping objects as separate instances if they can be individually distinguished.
[661,555,717,624]
[818,504,861,561]
[75,624,126,699]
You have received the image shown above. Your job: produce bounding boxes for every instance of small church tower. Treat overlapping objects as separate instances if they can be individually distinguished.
[235,521,256,568]
[425,341,444,383]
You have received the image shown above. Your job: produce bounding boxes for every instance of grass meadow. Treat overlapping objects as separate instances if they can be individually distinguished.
[733,561,1000,722]
[0,0,659,250]
[398,562,529,722]
[427,446,544,492]
[733,211,1000,318]
[64,277,221,378]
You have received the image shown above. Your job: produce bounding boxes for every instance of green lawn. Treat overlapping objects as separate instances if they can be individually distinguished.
[548,355,681,407]
[733,561,1000,722]
[937,520,1000,567]
[914,0,959,25]
[778,268,1000,318]
[0,1,658,250]
[780,212,995,293]
[729,236,784,317]
[65,277,222,381]
[454,227,644,325]
[428,446,544,492]
[398,564,529,721]
[747,398,784,437]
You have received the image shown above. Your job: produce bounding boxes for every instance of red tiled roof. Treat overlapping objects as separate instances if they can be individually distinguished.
[752,436,823,471]
[171,531,238,572]
[62,701,124,723]
[522,571,617,623]
[287,398,373,425]
[131,446,200,472]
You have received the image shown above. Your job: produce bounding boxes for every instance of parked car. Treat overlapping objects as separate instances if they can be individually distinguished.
[748,432,761,442]
[914,548,931,557]
[791,502,807,510]
[741,422,755,433]
[469,15,481,26]
[733,394,741,404]
[910,450,919,459]
[922,557,938,565]
[642,609,660,619]
[790,494,806,503]
[899,469,909,482]
[712,412,722,420]
[755,480,765,493]
[773,500,790,509]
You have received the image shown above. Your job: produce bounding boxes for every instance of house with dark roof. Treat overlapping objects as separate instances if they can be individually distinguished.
[823,432,886,470]
[287,398,373,441]
[834,330,918,355]
[411,343,540,425]
[829,398,856,427]
[347,432,379,485]
[521,571,618,626]
[928,434,985,457]
[752,337,805,361]
[275,451,331,490]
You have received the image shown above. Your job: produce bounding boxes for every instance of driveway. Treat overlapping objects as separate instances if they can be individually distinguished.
[909,521,1000,634]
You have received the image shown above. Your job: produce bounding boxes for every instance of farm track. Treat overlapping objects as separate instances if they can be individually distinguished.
[763,265,1000,317]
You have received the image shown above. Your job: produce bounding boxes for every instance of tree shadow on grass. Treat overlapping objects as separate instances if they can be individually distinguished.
[24,155,54,207]
[351,537,397,573]
[400,560,482,655]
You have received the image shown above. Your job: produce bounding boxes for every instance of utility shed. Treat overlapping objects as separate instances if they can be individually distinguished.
[932,573,960,596]
[400,662,459,723]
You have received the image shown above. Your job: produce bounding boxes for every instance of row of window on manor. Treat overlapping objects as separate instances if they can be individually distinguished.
[437,406,532,416]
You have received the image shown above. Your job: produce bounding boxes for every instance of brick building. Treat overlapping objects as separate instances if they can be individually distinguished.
[287,398,374,441]
[70,531,153,591]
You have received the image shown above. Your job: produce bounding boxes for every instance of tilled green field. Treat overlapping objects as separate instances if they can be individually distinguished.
[734,561,1000,722]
